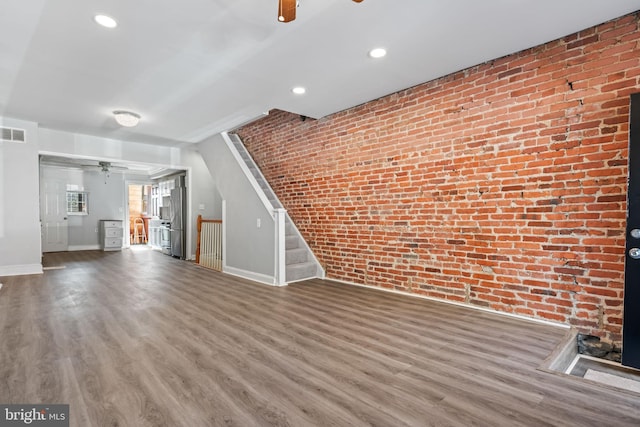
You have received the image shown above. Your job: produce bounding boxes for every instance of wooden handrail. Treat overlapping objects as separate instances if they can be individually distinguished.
[196,214,222,265]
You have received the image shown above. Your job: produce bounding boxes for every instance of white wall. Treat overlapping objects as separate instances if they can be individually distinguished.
[0,119,219,276]
[182,147,222,257]
[38,127,219,260]
[0,117,42,276]
[40,165,126,250]
[197,134,275,283]
[38,128,183,166]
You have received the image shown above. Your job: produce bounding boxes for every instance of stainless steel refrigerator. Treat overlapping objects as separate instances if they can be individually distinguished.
[169,186,186,259]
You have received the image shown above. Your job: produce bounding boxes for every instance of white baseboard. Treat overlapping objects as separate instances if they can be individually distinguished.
[0,263,43,277]
[67,245,101,251]
[328,278,569,329]
[223,266,285,287]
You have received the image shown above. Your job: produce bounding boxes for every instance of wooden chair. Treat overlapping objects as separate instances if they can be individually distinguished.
[133,217,147,244]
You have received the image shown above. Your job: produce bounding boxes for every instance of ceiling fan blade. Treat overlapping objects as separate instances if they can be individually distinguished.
[278,0,296,22]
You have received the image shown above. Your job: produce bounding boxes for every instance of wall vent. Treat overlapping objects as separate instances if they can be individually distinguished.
[0,127,26,143]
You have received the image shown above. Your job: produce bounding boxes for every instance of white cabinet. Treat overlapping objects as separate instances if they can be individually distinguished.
[148,219,162,248]
[159,179,175,196]
[151,185,160,217]
[100,220,123,251]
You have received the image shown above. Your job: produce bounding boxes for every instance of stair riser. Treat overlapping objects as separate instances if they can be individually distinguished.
[286,248,308,264]
[285,236,299,249]
[286,262,318,282]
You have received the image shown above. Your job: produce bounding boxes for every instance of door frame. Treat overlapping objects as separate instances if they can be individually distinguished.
[623,92,640,368]
[125,180,154,248]
[39,166,69,253]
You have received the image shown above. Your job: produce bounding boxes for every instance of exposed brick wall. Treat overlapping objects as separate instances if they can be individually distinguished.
[237,13,640,345]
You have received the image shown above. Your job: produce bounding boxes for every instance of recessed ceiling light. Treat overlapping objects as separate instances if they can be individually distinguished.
[94,14,117,29]
[113,111,141,127]
[369,48,387,59]
[292,87,306,95]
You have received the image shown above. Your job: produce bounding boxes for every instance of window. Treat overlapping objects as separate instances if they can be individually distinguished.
[67,191,88,215]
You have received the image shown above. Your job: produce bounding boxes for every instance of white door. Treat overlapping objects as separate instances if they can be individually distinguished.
[41,179,68,252]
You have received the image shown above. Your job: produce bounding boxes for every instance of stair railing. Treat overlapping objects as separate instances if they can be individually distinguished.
[221,132,276,214]
[196,214,223,271]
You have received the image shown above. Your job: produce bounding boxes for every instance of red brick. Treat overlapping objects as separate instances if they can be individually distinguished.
[237,12,639,347]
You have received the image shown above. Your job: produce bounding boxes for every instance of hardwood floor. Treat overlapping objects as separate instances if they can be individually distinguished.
[1,249,639,426]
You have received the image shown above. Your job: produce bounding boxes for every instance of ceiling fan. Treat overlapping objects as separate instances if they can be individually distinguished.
[80,160,128,181]
[80,161,128,173]
[278,0,364,23]
[99,161,118,173]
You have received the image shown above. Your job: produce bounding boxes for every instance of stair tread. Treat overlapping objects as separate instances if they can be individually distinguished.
[286,247,307,253]
[286,261,317,268]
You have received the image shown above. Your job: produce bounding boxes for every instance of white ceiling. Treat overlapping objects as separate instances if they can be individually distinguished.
[2,0,640,148]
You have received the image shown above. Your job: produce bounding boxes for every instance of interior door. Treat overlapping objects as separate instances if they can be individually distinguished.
[623,92,640,369]
[41,178,68,252]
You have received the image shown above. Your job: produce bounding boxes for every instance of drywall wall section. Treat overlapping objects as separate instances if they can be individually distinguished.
[237,13,640,345]
[181,148,222,258]
[38,127,219,260]
[1,122,219,272]
[197,134,276,283]
[0,117,42,276]
[38,128,182,166]
[40,165,126,250]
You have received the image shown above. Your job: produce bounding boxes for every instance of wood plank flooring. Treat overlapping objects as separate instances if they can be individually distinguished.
[1,249,639,426]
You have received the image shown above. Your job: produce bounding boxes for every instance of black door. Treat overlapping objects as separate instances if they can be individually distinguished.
[623,92,640,369]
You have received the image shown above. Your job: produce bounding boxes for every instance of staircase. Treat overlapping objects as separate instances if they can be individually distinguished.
[231,135,283,210]
[284,220,320,282]
[228,133,323,283]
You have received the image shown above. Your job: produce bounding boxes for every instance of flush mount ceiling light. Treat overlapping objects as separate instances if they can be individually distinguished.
[94,14,117,28]
[113,110,141,127]
[292,87,306,95]
[369,48,387,58]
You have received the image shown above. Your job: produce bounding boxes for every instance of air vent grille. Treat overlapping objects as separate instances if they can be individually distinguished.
[0,127,26,143]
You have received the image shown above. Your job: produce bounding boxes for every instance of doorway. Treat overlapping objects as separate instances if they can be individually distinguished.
[127,183,152,246]
[623,92,640,369]
[40,174,68,253]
